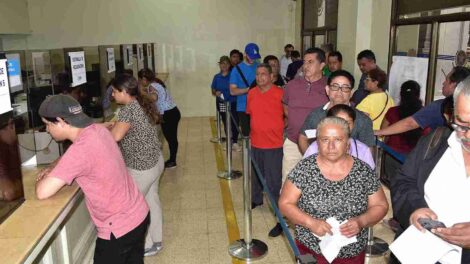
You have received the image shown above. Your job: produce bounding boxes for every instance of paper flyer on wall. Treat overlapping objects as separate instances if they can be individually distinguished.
[106,48,116,73]
[127,45,133,66]
[69,51,87,87]
[6,53,23,93]
[0,58,12,115]
[147,45,153,70]
[389,56,428,104]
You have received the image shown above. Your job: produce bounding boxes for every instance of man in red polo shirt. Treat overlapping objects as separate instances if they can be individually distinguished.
[246,63,285,236]
[35,95,149,264]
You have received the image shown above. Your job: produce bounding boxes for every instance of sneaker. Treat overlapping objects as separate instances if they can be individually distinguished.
[144,242,163,257]
[268,223,283,237]
[164,160,177,169]
[232,143,242,152]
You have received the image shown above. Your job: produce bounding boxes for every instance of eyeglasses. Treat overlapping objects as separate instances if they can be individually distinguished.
[451,122,470,133]
[329,83,352,92]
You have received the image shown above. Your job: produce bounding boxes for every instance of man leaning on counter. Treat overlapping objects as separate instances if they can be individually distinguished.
[35,94,149,264]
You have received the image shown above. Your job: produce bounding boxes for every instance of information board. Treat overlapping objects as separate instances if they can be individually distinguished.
[69,51,87,87]
[0,58,12,114]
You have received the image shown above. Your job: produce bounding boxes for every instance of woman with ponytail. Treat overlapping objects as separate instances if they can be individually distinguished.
[138,68,181,169]
[381,80,424,185]
[106,73,165,257]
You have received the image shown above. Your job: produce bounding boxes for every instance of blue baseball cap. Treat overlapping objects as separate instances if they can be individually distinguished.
[245,43,261,60]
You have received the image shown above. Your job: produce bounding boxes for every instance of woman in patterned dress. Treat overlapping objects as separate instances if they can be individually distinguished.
[279,116,388,264]
[105,74,165,257]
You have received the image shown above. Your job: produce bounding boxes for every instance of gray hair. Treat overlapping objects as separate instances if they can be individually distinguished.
[257,63,272,74]
[316,116,351,138]
[453,76,470,108]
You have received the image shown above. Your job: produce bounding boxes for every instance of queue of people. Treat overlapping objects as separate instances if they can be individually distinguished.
[212,42,470,263]
[32,39,470,264]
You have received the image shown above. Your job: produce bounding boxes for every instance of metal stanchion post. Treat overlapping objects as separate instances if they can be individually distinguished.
[210,108,226,143]
[366,146,389,257]
[217,102,242,180]
[228,137,267,260]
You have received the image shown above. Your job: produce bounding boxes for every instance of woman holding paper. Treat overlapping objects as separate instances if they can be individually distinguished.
[279,116,388,263]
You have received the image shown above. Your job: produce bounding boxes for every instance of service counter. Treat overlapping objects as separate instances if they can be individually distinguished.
[0,167,95,264]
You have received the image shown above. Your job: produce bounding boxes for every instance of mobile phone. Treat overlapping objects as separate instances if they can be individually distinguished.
[418,218,446,231]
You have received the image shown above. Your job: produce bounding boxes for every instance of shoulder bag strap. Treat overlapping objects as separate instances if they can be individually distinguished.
[372,93,389,122]
[235,65,250,88]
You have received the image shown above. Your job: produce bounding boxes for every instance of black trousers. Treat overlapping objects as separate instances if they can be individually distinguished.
[94,214,150,264]
[162,107,181,163]
[237,111,250,137]
[251,147,283,206]
[219,102,239,144]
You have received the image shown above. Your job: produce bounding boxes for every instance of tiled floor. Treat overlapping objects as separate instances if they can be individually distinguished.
[145,117,394,264]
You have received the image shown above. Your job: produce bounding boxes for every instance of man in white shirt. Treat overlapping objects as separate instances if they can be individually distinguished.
[279,44,294,81]
[392,76,470,263]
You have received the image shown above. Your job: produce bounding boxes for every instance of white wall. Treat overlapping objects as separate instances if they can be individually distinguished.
[337,0,392,86]
[2,0,297,117]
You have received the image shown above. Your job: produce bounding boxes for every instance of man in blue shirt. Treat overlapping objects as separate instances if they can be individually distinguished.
[375,66,470,137]
[230,43,260,136]
[211,56,240,151]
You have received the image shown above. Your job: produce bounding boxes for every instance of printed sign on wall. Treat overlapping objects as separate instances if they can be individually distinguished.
[106,48,116,73]
[69,51,87,87]
[127,45,133,66]
[0,58,12,114]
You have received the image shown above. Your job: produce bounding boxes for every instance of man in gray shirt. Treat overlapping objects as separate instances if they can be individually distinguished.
[298,70,375,154]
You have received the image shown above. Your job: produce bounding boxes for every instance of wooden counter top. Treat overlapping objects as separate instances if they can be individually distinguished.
[0,166,82,264]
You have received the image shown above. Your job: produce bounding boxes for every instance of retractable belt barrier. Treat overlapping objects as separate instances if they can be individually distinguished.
[217,102,242,180]
[375,140,406,164]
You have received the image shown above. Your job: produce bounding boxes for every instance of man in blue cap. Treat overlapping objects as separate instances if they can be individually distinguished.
[229,43,260,137]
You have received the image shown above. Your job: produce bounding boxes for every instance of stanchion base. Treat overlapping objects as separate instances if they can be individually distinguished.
[366,237,389,257]
[210,137,226,143]
[217,170,242,180]
[228,239,268,261]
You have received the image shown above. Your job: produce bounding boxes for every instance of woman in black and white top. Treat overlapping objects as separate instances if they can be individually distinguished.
[279,116,388,263]
[105,74,164,257]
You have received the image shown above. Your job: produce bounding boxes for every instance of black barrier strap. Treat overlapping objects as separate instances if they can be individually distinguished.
[375,140,406,164]
[228,110,243,136]
[250,154,301,257]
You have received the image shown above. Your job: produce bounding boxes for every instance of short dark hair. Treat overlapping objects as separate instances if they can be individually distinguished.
[327,104,356,122]
[263,55,279,64]
[357,49,376,62]
[328,51,343,62]
[291,50,301,59]
[304,47,326,63]
[449,66,470,84]
[368,68,387,89]
[327,70,355,88]
[257,63,272,74]
[284,44,294,49]
[230,49,241,57]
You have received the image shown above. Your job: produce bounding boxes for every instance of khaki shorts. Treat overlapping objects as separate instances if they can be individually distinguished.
[282,138,303,184]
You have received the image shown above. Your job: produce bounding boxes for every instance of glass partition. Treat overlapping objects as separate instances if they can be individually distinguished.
[389,24,431,104]
[433,20,470,100]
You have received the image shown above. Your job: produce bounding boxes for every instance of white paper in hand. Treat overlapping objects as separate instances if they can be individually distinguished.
[305,129,317,139]
[389,225,460,264]
[317,217,357,263]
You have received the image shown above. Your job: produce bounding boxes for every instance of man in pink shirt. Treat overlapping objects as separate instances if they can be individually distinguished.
[35,94,149,264]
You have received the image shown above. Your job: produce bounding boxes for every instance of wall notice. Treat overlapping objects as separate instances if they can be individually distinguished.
[389,56,428,104]
[0,58,12,115]
[69,51,87,87]
[106,48,116,73]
